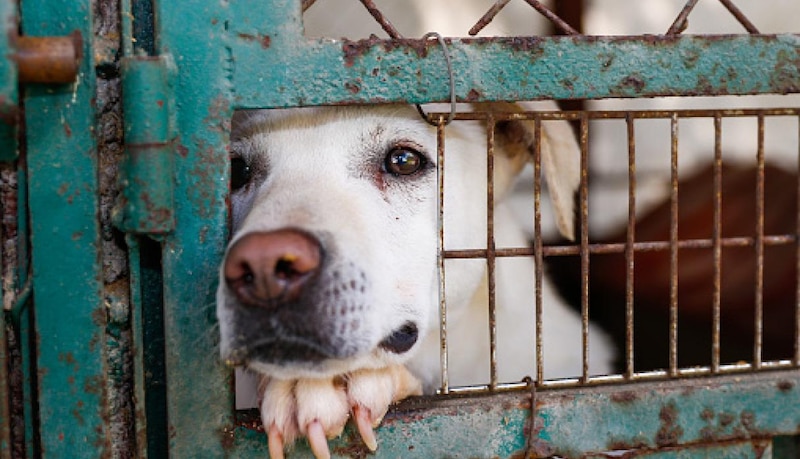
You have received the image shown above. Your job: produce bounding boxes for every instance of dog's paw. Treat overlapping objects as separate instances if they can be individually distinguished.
[259,364,422,459]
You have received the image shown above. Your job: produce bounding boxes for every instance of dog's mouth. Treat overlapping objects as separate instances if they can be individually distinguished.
[228,321,420,371]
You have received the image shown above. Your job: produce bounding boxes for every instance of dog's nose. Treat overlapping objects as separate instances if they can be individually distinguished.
[224,229,322,306]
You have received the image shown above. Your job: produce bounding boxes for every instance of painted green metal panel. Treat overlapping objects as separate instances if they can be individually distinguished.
[152,0,234,456]
[0,0,17,161]
[21,0,108,457]
[222,370,800,457]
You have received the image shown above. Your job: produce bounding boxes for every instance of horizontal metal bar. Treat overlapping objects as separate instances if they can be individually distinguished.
[230,34,800,108]
[430,107,800,121]
[229,368,800,457]
[443,234,797,259]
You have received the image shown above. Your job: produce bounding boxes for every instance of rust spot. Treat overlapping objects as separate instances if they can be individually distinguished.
[330,427,372,459]
[237,33,271,49]
[655,402,683,447]
[620,75,646,93]
[176,143,189,158]
[342,35,430,68]
[59,351,77,365]
[740,410,757,433]
[719,412,735,427]
[777,380,795,392]
[91,305,106,327]
[344,80,361,94]
[465,88,482,102]
[610,390,638,404]
[64,122,72,138]
[157,100,164,108]
[700,408,714,421]
[218,425,236,450]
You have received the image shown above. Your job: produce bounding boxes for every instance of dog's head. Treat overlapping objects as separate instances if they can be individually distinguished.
[216,104,578,379]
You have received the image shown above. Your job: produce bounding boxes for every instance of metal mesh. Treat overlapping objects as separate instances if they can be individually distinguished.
[427,107,800,395]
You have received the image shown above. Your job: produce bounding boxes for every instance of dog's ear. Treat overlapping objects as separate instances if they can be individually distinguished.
[487,101,580,241]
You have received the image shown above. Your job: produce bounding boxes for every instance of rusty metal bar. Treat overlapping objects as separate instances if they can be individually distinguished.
[669,113,680,377]
[797,115,800,367]
[430,108,800,122]
[520,0,579,35]
[301,0,317,13]
[666,0,700,36]
[486,114,498,391]
[468,0,512,36]
[357,0,402,39]
[444,234,798,260]
[14,33,83,84]
[754,114,765,369]
[579,112,590,382]
[718,0,760,34]
[712,114,723,374]
[437,119,449,394]
[625,114,636,380]
[533,118,544,385]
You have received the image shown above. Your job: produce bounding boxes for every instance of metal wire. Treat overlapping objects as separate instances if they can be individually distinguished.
[754,114,765,369]
[533,119,545,386]
[416,32,456,126]
[711,114,723,374]
[624,114,636,380]
[579,112,590,383]
[669,113,680,377]
[437,120,450,395]
[486,114,498,391]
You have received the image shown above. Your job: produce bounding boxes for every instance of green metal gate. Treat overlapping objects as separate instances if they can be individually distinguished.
[1,0,799,457]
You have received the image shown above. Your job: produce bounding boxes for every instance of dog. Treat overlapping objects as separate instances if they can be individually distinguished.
[216,101,615,458]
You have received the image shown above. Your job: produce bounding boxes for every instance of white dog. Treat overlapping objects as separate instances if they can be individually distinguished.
[216,101,614,458]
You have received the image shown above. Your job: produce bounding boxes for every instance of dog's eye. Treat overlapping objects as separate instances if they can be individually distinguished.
[230,156,252,191]
[384,147,426,176]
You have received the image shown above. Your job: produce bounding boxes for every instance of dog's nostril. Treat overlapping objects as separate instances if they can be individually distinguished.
[379,322,419,354]
[223,229,322,306]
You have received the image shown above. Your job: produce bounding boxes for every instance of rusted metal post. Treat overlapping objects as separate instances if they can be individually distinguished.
[14,32,82,84]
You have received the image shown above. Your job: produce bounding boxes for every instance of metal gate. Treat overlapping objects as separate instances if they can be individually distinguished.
[1,0,799,457]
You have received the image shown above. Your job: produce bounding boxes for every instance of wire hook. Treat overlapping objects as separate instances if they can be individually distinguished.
[416,32,456,126]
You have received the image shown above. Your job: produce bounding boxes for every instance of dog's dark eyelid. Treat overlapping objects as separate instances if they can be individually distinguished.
[230,156,253,191]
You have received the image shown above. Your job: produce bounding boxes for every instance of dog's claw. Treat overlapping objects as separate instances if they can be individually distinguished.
[267,424,285,459]
[306,420,331,459]
[353,405,379,451]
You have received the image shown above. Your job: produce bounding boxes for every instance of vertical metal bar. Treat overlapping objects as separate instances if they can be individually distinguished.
[156,0,237,454]
[486,114,498,390]
[580,113,590,382]
[437,119,449,394]
[625,114,636,380]
[22,0,109,455]
[669,113,680,377]
[533,119,544,385]
[796,115,800,367]
[712,114,723,373]
[754,114,765,369]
